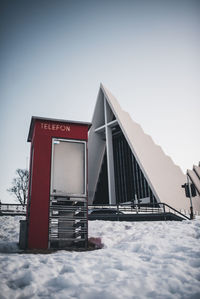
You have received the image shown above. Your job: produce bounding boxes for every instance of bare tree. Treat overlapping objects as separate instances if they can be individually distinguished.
[7,169,29,206]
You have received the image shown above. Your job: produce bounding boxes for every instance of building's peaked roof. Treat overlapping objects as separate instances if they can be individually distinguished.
[101,84,189,210]
[88,84,200,212]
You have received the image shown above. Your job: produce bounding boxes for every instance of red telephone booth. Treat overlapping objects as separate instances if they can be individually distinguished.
[20,117,91,250]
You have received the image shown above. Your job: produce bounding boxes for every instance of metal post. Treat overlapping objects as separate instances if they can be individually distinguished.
[135,194,138,214]
[163,204,166,221]
[117,203,119,221]
[187,175,194,220]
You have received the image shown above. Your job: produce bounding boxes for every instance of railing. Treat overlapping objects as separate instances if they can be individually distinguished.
[160,202,190,220]
[0,204,26,215]
[0,202,191,220]
[88,202,191,220]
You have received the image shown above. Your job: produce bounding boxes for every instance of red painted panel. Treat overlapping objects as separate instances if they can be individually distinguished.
[28,135,51,249]
[27,118,90,249]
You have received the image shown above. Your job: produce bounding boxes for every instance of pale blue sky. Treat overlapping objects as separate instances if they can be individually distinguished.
[0,0,199,203]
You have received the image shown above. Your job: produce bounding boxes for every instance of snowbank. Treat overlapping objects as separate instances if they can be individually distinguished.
[0,216,200,298]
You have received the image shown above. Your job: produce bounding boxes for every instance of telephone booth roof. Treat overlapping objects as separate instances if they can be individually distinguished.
[28,116,91,142]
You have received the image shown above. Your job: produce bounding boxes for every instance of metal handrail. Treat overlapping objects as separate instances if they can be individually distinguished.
[159,202,190,220]
[0,204,26,209]
[50,207,87,212]
[88,202,191,220]
[0,202,191,220]
[49,216,87,221]
[0,203,27,215]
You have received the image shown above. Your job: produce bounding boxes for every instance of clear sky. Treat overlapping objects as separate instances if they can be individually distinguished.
[0,0,199,203]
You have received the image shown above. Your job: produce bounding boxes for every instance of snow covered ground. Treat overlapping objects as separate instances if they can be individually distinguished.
[0,216,200,299]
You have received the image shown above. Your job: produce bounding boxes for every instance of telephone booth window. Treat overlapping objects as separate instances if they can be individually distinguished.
[51,139,86,196]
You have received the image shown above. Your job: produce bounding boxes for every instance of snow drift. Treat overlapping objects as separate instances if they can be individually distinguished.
[0,216,200,298]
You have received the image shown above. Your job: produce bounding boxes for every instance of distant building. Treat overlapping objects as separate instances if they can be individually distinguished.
[88,84,200,214]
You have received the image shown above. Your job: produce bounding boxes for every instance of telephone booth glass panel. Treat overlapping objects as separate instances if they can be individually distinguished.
[51,139,86,196]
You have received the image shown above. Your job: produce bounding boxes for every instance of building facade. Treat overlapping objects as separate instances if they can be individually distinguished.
[88,84,200,214]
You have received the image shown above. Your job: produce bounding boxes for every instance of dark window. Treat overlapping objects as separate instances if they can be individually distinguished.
[93,151,109,204]
[113,130,157,204]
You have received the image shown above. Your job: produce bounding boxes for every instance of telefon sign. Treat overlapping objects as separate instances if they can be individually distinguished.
[40,122,71,132]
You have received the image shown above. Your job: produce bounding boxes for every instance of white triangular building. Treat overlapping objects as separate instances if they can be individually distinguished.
[88,84,200,213]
